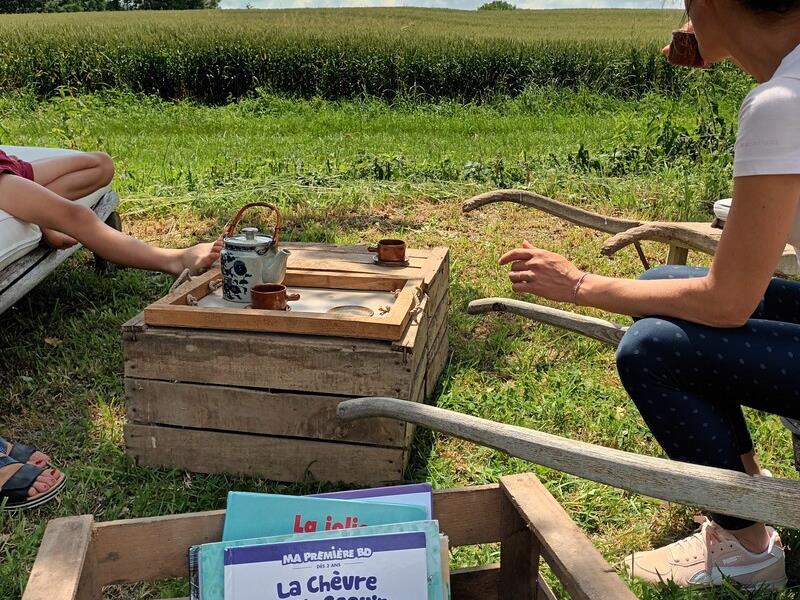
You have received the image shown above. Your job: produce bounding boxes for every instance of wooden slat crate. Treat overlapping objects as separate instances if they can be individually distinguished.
[122,244,449,484]
[22,473,636,600]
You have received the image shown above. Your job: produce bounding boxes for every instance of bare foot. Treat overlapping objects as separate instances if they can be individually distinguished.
[0,460,62,499]
[42,228,78,250]
[3,441,49,468]
[168,238,223,276]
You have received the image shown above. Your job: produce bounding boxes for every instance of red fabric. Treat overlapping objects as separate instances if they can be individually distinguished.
[0,150,34,181]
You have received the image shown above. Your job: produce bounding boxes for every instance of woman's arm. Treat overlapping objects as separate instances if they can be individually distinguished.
[499,174,800,328]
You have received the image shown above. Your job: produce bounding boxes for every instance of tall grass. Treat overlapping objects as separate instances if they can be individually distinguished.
[0,9,751,103]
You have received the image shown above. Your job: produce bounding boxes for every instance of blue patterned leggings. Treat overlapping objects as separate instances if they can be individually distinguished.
[616,266,800,530]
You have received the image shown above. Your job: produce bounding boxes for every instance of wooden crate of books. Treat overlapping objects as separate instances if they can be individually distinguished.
[122,243,449,484]
[22,473,636,600]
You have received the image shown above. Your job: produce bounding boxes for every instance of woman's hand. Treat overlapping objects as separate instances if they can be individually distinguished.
[499,240,586,304]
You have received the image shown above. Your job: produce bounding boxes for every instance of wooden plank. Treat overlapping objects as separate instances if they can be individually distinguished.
[467,298,627,347]
[426,290,449,356]
[426,328,449,399]
[602,221,798,276]
[419,247,449,304]
[23,515,95,600]
[282,242,431,259]
[393,295,428,356]
[501,473,635,600]
[124,424,405,484]
[284,270,409,291]
[121,311,146,340]
[124,327,413,398]
[92,510,224,586]
[337,398,800,529]
[450,565,557,600]
[666,244,689,266]
[286,247,428,269]
[499,485,539,599]
[434,484,502,547]
[451,565,499,600]
[462,189,640,234]
[126,379,407,447]
[0,191,118,315]
[285,257,425,278]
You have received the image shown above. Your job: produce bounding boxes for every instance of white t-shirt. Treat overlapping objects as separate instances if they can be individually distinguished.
[734,42,800,263]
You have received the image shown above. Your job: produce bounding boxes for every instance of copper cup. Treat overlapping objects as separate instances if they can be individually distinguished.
[251,284,300,311]
[368,239,406,263]
[668,30,706,69]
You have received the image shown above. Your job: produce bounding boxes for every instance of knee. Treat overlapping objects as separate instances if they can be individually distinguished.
[88,152,114,186]
[64,202,97,229]
[616,318,686,378]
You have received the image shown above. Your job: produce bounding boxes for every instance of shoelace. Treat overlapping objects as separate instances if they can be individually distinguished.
[668,517,723,572]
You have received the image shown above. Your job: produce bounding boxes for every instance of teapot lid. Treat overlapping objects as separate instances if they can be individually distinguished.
[225,227,273,250]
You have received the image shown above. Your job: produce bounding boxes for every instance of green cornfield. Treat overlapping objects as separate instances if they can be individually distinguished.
[0,8,748,103]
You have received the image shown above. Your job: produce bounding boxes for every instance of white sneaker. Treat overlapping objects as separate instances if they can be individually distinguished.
[624,518,787,590]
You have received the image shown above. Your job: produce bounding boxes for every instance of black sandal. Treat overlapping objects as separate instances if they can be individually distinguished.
[0,456,66,511]
[0,436,42,465]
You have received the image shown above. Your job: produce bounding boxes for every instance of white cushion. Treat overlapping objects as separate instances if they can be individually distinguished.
[0,146,112,271]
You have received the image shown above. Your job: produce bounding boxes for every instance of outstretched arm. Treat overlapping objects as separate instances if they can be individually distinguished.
[499,174,800,328]
[0,174,221,276]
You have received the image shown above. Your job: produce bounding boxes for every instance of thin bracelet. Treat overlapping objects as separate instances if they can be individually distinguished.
[572,272,589,305]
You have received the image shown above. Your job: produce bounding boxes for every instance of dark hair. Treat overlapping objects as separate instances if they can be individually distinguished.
[739,0,800,13]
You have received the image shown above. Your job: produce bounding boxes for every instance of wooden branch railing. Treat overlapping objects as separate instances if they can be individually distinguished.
[337,397,800,529]
[467,298,627,346]
[461,189,640,234]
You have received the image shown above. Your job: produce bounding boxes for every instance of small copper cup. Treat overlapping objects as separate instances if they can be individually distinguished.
[368,239,406,263]
[251,284,300,311]
[668,30,706,69]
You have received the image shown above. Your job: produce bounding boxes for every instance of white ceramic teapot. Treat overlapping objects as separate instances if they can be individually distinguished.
[220,203,291,304]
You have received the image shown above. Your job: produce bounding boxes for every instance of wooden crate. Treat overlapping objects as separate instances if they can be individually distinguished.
[22,473,636,600]
[123,244,449,484]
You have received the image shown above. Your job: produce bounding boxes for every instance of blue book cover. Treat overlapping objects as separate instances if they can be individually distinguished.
[224,532,429,600]
[194,520,443,600]
[312,482,433,519]
[222,492,427,541]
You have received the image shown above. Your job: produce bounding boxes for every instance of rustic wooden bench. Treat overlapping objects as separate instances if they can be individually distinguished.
[460,189,800,471]
[0,190,120,317]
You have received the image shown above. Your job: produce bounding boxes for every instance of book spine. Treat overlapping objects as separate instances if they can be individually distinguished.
[188,546,201,600]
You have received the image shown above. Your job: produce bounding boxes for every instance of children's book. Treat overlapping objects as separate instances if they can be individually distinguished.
[191,520,443,600]
[224,531,429,600]
[312,482,433,519]
[222,492,427,541]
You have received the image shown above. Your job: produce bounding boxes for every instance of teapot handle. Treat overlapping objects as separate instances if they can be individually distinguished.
[224,202,282,247]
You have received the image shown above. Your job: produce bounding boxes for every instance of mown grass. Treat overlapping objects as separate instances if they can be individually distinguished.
[0,82,798,600]
[0,8,749,102]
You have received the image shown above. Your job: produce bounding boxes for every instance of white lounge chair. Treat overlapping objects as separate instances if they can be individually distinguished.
[0,146,120,316]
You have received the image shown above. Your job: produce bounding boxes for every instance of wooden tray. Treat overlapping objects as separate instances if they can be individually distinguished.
[144,269,423,341]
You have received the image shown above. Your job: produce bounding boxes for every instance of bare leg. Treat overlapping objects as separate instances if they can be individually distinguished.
[0,174,221,276]
[740,450,762,476]
[28,153,115,249]
[725,450,771,553]
[2,440,49,468]
[31,152,114,200]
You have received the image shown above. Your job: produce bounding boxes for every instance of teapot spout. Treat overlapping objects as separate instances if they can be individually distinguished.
[262,248,291,284]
